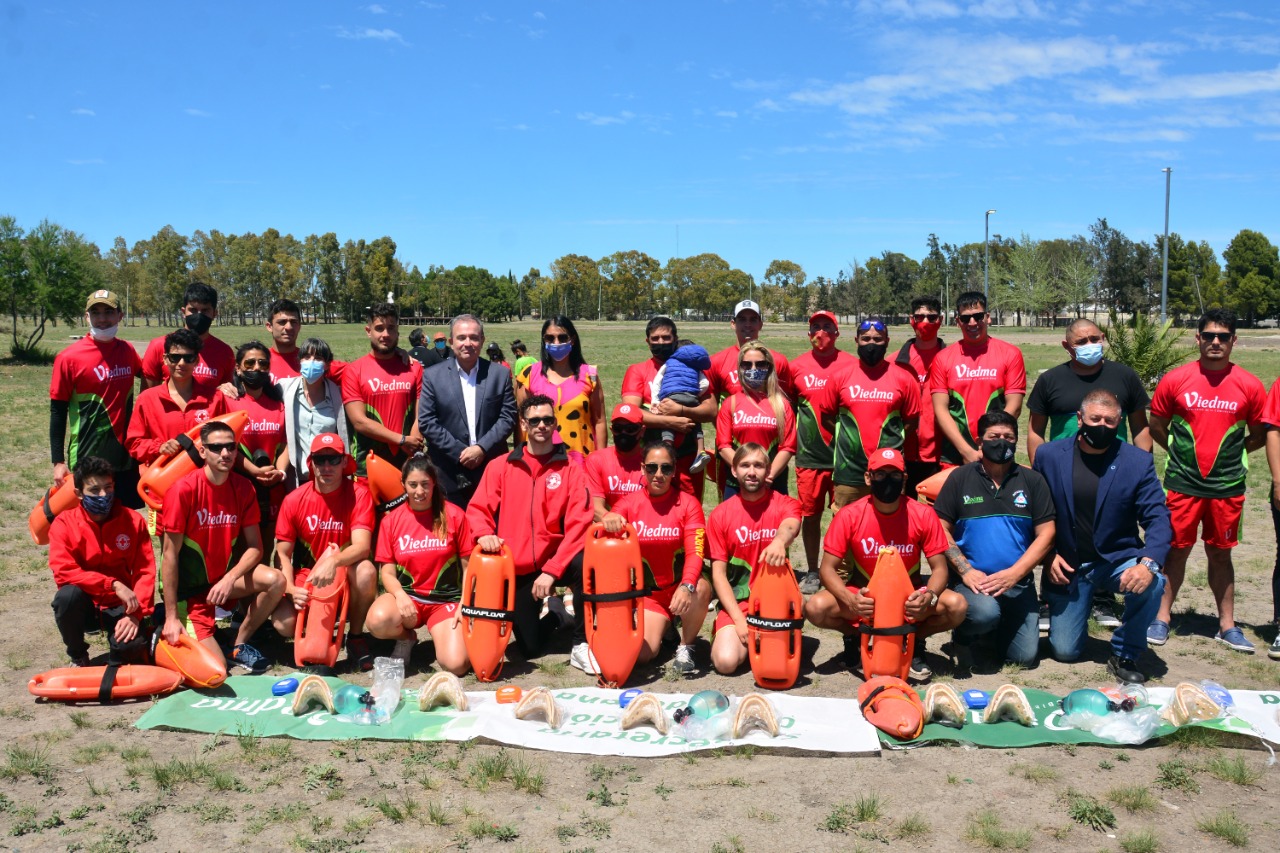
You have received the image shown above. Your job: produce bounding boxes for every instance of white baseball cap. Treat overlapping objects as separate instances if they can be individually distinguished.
[734,299,761,318]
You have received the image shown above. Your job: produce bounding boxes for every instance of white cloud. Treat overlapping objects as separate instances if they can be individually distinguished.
[533,10,545,19]
[336,26,407,43]
[365,3,387,13]
[185,108,211,118]
[576,111,634,126]
[715,110,739,118]
[1088,65,1280,104]
[1088,128,1190,143]
[71,108,95,116]
[854,0,962,19]
[67,158,104,166]
[965,0,1048,19]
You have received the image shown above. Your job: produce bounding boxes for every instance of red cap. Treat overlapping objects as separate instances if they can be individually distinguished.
[809,310,838,328]
[611,403,643,425]
[307,433,356,475]
[867,447,905,473]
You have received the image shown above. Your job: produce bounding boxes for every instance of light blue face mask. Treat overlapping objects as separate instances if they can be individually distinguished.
[300,359,326,383]
[1074,342,1104,367]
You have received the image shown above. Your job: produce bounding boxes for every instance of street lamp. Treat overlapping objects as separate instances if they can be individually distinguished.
[984,209,997,300]
[1160,168,1172,326]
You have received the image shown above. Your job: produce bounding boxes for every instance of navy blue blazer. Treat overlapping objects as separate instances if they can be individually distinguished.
[418,358,517,502]
[1031,436,1172,569]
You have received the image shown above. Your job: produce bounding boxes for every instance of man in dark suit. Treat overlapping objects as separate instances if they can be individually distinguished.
[418,314,517,508]
[1032,389,1171,684]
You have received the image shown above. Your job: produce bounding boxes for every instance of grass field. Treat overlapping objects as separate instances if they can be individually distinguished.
[1,316,1279,851]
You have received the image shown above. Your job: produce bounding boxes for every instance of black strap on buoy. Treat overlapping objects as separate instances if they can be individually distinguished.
[745,614,805,631]
[177,433,204,466]
[576,589,647,604]
[857,623,916,637]
[97,665,120,704]
[41,490,57,524]
[376,495,407,514]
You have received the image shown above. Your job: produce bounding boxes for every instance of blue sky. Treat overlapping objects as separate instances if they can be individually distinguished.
[4,1,1279,282]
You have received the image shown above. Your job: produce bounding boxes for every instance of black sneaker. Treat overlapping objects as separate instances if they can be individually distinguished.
[797,571,822,596]
[70,654,91,667]
[346,633,375,672]
[1107,655,1146,685]
[908,656,933,683]
[1037,602,1050,633]
[842,634,860,669]
[230,642,270,675]
[1091,604,1122,629]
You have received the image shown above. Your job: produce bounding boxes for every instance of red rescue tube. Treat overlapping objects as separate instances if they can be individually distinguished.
[365,452,406,514]
[746,557,804,690]
[29,665,182,702]
[582,523,646,688]
[461,546,516,682]
[859,547,916,681]
[153,633,227,689]
[914,466,955,506]
[294,564,351,669]
[27,480,79,546]
[857,674,925,740]
[137,410,250,511]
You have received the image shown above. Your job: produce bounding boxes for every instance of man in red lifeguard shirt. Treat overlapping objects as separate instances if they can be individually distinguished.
[585,403,648,520]
[48,457,155,666]
[139,283,235,390]
[343,303,424,479]
[159,420,285,674]
[271,433,379,670]
[707,299,796,400]
[262,297,349,385]
[894,296,948,497]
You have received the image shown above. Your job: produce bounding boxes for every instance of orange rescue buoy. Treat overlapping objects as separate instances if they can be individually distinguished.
[581,523,646,688]
[27,479,79,546]
[461,546,516,682]
[746,557,804,690]
[914,466,955,505]
[137,410,250,511]
[858,547,916,681]
[29,664,182,703]
[153,632,227,689]
[365,452,406,514]
[294,564,351,669]
[857,675,924,740]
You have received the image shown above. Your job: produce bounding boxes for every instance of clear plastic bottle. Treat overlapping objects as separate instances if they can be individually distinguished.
[674,690,729,724]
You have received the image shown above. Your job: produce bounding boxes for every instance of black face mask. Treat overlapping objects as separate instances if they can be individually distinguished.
[858,343,888,367]
[240,370,268,390]
[649,341,676,361]
[871,475,904,503]
[184,312,213,335]
[1080,422,1118,449]
[981,438,1017,464]
[613,432,641,452]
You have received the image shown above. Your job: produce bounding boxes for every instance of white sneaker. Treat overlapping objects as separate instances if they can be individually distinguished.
[391,637,416,663]
[672,643,697,675]
[569,642,599,675]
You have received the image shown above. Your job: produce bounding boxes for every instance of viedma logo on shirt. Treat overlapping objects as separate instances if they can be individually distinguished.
[963,495,984,505]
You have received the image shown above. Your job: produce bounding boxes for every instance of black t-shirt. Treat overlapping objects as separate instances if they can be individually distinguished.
[1027,360,1150,442]
[1071,443,1110,565]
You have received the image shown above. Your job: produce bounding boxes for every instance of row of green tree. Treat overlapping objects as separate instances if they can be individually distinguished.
[2,215,1278,355]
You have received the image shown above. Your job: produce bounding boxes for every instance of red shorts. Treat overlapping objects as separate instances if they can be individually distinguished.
[177,594,218,642]
[796,467,833,517]
[714,599,748,634]
[293,567,311,588]
[643,585,678,620]
[1167,490,1245,549]
[410,599,458,631]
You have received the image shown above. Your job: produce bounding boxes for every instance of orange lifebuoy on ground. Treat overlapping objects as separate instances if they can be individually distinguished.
[914,466,955,505]
[294,564,350,669]
[137,410,250,511]
[27,480,79,546]
[858,547,916,681]
[28,664,182,703]
[746,557,804,690]
[153,632,227,689]
[460,546,516,682]
[581,523,646,688]
[857,675,924,740]
[365,452,406,514]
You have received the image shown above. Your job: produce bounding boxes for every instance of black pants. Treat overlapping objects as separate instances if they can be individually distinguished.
[511,551,585,659]
[51,585,149,663]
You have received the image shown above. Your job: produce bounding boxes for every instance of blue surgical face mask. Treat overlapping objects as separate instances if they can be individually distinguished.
[741,367,770,389]
[1074,342,1104,367]
[81,492,114,515]
[300,359,326,383]
[545,342,573,361]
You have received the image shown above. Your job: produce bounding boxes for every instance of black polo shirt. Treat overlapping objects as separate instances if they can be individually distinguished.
[933,461,1055,574]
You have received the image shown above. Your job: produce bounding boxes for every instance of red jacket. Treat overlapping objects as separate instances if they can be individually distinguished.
[48,504,156,616]
[466,444,592,579]
[126,382,228,465]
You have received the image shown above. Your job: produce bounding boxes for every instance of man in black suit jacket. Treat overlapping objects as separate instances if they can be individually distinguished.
[418,314,517,508]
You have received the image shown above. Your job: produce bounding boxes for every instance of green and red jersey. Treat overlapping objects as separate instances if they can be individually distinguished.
[49,336,142,470]
[822,496,948,584]
[1151,361,1265,498]
[375,500,470,602]
[706,492,802,601]
[612,489,706,590]
[790,348,856,470]
[161,469,260,600]
[275,480,375,572]
[817,360,921,486]
[894,340,945,463]
[341,352,422,477]
[927,337,1026,465]
[141,333,235,387]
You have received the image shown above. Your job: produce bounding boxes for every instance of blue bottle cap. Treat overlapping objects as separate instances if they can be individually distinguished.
[618,688,642,709]
[963,689,990,709]
[272,677,299,696]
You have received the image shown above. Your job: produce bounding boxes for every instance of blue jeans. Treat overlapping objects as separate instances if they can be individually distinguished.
[1044,557,1166,661]
[952,574,1040,665]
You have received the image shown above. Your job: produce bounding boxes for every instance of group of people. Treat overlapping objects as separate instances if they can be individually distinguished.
[43,284,1280,688]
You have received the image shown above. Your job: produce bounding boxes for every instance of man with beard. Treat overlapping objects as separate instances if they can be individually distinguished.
[803,448,966,681]
[585,404,648,520]
[929,292,1026,467]
[343,303,425,480]
[1033,390,1170,683]
[139,283,235,390]
[817,317,920,511]
[707,443,802,675]
[787,311,856,593]
[894,296,948,498]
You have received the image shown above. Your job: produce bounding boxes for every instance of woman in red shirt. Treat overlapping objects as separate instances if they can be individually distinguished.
[715,342,796,500]
[366,456,471,675]
[601,443,711,676]
[228,341,287,542]
[126,328,228,466]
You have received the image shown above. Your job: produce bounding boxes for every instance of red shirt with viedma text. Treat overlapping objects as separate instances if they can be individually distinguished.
[161,469,260,596]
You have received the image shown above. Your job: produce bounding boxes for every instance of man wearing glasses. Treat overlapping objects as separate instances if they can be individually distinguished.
[894,296,948,498]
[816,316,920,510]
[468,395,593,671]
[928,292,1026,467]
[126,328,229,469]
[158,420,286,674]
[1148,309,1266,653]
[139,283,235,390]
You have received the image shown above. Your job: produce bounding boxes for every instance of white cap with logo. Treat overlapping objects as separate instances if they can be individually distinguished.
[733,299,761,318]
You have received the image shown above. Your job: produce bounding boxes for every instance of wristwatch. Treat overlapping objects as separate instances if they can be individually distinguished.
[1139,557,1162,575]
[680,582,697,595]
[928,591,939,608]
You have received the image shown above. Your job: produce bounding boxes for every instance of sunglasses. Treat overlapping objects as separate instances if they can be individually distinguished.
[240,357,270,369]
[204,442,237,455]
[543,334,571,344]
[524,415,557,427]
[858,319,887,333]
[957,312,986,325]
[643,462,676,475]
[911,313,941,322]
[740,361,771,370]
[311,455,344,467]
[1200,331,1232,342]
[165,352,198,364]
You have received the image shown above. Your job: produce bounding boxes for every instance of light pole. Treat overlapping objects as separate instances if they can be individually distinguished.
[984,209,997,300]
[1160,168,1172,326]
